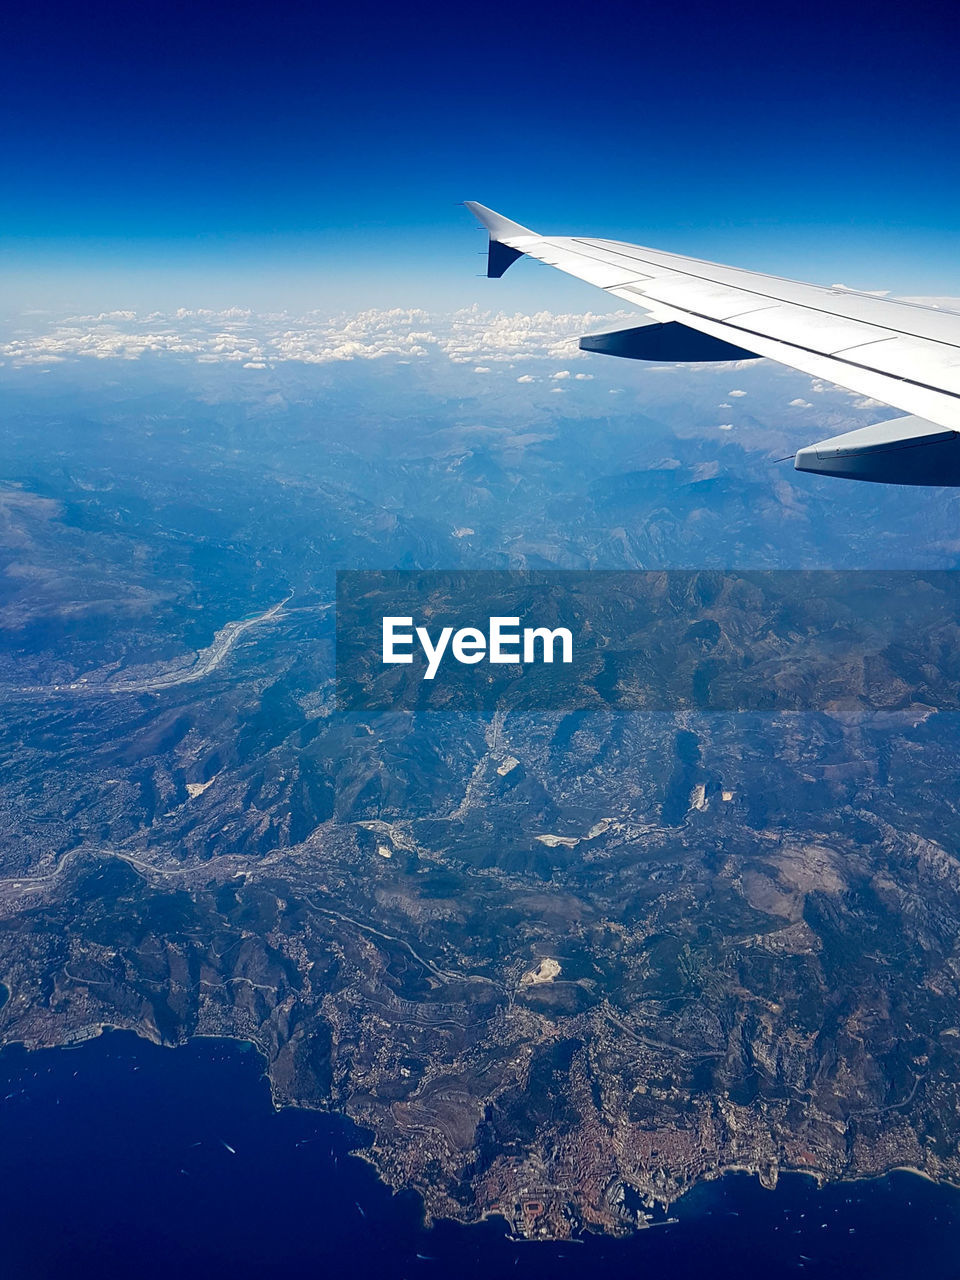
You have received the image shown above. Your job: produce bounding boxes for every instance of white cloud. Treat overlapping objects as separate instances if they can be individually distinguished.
[788,397,812,408]
[728,389,747,397]
[831,284,889,297]
[516,374,537,383]
[0,306,638,371]
[899,295,960,312]
[474,366,491,373]
[718,423,734,431]
[15,297,953,377]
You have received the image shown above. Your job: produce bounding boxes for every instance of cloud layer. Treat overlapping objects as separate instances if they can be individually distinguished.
[0,306,635,369]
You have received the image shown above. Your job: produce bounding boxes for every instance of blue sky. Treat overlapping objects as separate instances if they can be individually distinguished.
[2,0,959,312]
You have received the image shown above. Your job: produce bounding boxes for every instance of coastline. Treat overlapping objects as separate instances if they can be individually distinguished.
[1,1023,956,1243]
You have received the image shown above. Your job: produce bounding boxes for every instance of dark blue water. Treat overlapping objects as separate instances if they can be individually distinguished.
[0,1032,958,1279]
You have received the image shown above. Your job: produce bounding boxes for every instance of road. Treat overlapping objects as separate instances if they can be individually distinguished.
[5,593,297,698]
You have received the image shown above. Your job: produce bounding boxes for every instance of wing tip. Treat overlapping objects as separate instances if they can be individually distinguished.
[464,201,536,241]
[464,202,536,278]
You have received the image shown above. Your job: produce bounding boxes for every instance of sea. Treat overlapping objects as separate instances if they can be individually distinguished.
[0,1031,957,1279]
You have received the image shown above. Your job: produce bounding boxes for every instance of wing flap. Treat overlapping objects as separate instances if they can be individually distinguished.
[834,334,960,395]
[717,304,894,355]
[620,279,782,322]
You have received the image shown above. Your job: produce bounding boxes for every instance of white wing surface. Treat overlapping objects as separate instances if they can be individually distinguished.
[465,201,960,484]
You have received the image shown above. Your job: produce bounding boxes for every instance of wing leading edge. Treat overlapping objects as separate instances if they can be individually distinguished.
[464,201,960,485]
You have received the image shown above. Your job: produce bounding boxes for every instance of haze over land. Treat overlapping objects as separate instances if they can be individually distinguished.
[3,315,960,1236]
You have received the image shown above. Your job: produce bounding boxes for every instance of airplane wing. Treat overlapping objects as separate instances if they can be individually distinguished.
[465,201,960,484]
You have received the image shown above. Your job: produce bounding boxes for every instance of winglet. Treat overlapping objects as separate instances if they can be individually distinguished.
[464,201,536,278]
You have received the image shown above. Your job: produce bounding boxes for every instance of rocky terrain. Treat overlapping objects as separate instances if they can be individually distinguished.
[2,590,960,1238]
[4,350,960,1239]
